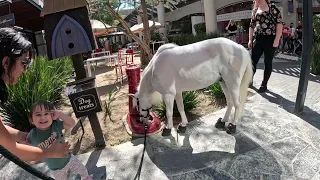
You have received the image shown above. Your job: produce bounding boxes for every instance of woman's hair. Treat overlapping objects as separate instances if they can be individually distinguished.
[253,0,270,9]
[29,100,55,118]
[0,27,33,104]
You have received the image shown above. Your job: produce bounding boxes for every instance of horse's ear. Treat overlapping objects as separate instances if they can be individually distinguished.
[150,91,162,106]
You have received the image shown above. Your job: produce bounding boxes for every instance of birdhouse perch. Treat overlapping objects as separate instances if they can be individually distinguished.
[41,0,95,60]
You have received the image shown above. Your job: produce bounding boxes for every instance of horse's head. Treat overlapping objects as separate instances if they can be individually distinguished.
[129,91,162,124]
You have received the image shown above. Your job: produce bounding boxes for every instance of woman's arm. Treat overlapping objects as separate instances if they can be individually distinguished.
[249,27,254,42]
[225,22,230,31]
[249,13,256,43]
[0,121,71,161]
[273,5,283,45]
[275,23,283,43]
[4,125,28,143]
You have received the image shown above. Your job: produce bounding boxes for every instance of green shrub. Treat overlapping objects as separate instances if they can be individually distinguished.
[151,31,161,41]
[104,88,118,121]
[311,43,320,75]
[194,23,206,35]
[0,56,74,131]
[204,83,225,100]
[168,31,223,46]
[155,91,199,118]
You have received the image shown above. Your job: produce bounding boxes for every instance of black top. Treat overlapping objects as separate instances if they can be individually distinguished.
[296,25,302,39]
[249,3,282,36]
[228,25,237,36]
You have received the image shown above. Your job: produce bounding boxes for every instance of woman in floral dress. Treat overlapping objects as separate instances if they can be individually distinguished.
[248,0,283,93]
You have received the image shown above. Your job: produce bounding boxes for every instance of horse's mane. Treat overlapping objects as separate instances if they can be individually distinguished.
[135,43,178,105]
[156,43,178,55]
[138,43,179,91]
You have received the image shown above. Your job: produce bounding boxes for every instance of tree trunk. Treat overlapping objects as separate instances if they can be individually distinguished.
[105,0,152,66]
[139,0,152,65]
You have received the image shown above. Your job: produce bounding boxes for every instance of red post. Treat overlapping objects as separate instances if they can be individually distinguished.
[125,64,162,135]
[126,65,140,115]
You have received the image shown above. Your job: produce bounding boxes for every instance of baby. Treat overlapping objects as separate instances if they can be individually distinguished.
[27,100,92,180]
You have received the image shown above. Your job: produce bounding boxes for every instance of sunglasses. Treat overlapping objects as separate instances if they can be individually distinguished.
[21,57,33,70]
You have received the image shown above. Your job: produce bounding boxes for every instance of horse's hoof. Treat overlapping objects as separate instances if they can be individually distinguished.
[177,125,187,133]
[162,128,172,136]
[215,118,225,129]
[226,123,236,134]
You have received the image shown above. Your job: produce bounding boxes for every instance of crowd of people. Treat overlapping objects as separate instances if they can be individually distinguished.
[279,21,303,55]
[225,16,303,56]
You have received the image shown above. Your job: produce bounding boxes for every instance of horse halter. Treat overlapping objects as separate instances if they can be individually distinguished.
[136,98,153,119]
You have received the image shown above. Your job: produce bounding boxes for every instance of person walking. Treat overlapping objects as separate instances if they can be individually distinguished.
[248,0,283,93]
[225,20,238,42]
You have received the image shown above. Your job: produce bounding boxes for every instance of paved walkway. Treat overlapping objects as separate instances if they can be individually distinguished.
[1,58,320,180]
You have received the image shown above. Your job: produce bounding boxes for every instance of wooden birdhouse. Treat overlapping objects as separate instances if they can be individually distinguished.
[41,0,95,60]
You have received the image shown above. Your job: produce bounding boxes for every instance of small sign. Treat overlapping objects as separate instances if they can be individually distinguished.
[68,87,102,118]
[0,13,15,28]
[288,0,294,13]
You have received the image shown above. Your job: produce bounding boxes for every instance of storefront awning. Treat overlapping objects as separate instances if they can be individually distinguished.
[0,0,43,31]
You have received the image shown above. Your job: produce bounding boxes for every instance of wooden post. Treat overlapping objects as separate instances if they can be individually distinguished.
[294,0,313,113]
[70,54,106,148]
[71,54,87,80]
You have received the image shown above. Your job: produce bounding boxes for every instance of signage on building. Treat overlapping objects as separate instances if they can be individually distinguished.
[0,13,15,28]
[288,0,294,13]
[217,7,283,22]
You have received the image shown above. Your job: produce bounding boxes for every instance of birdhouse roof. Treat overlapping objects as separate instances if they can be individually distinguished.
[41,0,88,16]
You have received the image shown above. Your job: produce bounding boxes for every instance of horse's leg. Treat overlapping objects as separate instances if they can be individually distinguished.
[226,83,241,134]
[175,92,188,133]
[215,81,233,129]
[162,94,175,136]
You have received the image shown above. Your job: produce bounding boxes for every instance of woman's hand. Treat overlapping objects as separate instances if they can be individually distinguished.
[248,40,253,49]
[273,39,280,48]
[51,110,62,120]
[45,137,72,158]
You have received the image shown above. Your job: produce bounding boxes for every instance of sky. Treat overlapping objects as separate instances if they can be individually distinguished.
[119,3,134,9]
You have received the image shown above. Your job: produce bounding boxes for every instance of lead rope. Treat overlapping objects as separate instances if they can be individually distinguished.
[132,124,148,180]
[0,146,54,180]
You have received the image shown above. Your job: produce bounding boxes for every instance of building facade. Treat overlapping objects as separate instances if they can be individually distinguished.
[0,0,46,56]
[157,0,299,35]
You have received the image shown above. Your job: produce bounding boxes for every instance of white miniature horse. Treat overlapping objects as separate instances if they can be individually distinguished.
[130,37,253,136]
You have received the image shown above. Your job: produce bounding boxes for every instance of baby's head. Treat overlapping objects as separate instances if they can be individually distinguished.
[29,100,55,130]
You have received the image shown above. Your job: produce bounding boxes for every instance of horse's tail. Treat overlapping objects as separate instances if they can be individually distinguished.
[238,55,253,119]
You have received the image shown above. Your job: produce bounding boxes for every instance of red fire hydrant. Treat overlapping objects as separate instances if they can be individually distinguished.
[125,64,162,135]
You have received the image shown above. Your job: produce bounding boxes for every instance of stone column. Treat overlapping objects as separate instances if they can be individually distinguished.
[203,0,217,34]
[191,16,205,35]
[137,15,143,39]
[157,0,166,35]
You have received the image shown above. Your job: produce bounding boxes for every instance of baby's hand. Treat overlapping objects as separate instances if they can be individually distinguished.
[51,110,63,120]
